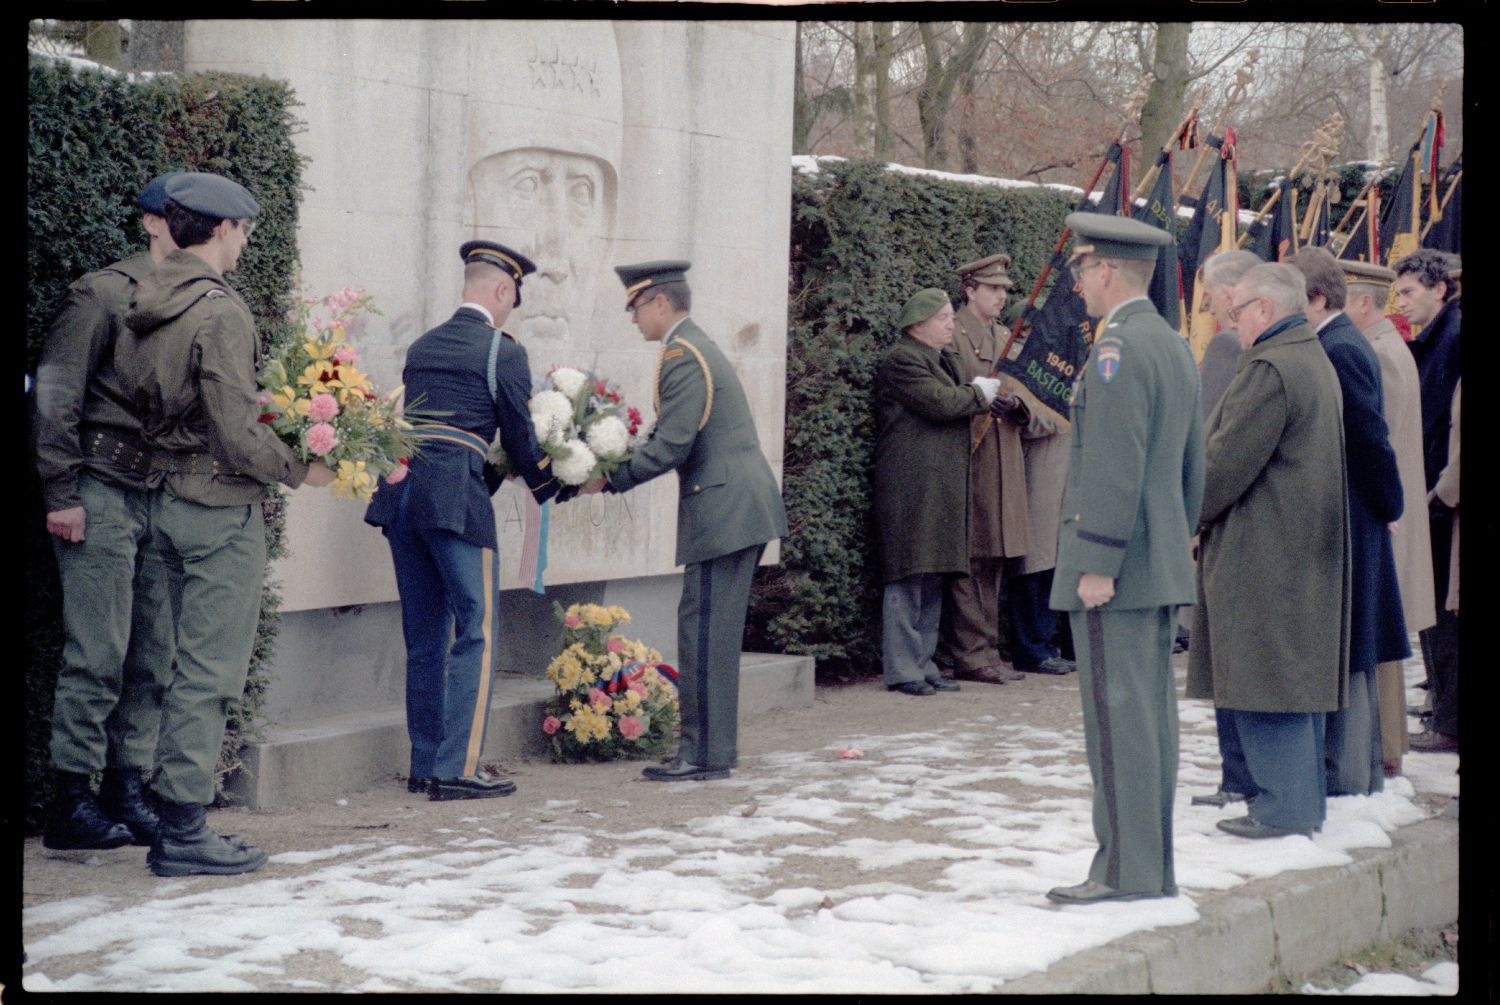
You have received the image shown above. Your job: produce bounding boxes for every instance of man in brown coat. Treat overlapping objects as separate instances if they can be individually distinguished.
[1341,259,1434,776]
[1188,263,1350,838]
[874,289,1000,696]
[935,254,1032,685]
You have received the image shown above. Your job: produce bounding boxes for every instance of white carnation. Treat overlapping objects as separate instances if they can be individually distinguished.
[529,389,574,446]
[584,415,630,461]
[552,439,598,485]
[549,366,588,401]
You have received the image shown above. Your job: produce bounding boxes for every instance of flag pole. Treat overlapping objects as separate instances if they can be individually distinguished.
[1129,105,1201,205]
[1178,50,1258,200]
[1419,154,1462,242]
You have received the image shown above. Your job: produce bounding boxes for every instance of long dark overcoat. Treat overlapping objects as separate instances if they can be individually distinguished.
[1319,312,1409,672]
[873,335,988,583]
[1188,316,1351,712]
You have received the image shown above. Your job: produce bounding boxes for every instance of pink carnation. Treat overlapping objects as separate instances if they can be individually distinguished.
[307,393,340,422]
[627,680,647,697]
[332,345,359,366]
[564,614,581,629]
[588,688,612,710]
[305,422,339,456]
[606,638,626,654]
[618,716,644,741]
[542,715,561,735]
[386,461,409,485]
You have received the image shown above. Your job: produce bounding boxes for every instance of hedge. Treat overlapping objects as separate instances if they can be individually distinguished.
[25,57,304,829]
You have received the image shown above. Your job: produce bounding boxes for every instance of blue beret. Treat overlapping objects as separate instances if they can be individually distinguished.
[164,172,261,220]
[614,260,692,306]
[137,172,186,215]
[897,288,951,329]
[1066,213,1171,262]
[459,240,537,283]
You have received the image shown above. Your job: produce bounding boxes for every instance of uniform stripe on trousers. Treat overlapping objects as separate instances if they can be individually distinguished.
[696,562,714,767]
[462,548,497,777]
[1087,610,1122,888]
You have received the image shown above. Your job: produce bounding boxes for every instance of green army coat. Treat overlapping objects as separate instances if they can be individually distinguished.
[609,318,786,566]
[116,249,307,506]
[1187,318,1351,713]
[33,252,158,512]
[873,334,990,583]
[1049,298,1204,612]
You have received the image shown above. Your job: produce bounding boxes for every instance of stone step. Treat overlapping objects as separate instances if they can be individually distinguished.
[225,652,815,809]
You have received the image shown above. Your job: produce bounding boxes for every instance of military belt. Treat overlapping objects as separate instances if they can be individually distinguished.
[150,451,244,478]
[81,427,154,477]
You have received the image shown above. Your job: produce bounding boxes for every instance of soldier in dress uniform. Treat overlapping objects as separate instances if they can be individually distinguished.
[598,261,787,781]
[33,172,183,851]
[1046,214,1204,905]
[364,241,564,801]
[116,172,337,876]
[934,253,1033,686]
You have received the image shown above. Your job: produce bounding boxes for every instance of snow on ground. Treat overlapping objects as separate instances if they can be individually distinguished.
[1302,961,1459,996]
[23,650,1454,992]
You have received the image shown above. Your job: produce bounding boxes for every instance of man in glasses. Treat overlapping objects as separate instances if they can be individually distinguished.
[1188,262,1350,841]
[1046,214,1203,905]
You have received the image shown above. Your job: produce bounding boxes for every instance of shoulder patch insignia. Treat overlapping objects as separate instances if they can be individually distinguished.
[661,348,684,362]
[1095,338,1123,383]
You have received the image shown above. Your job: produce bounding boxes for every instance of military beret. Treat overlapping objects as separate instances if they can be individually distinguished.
[1065,213,1171,262]
[460,240,537,283]
[956,252,1014,287]
[1338,259,1396,290]
[137,172,186,216]
[896,288,951,329]
[164,172,261,220]
[615,260,692,307]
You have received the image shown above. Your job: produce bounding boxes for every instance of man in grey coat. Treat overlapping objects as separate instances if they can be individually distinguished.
[873,288,1000,696]
[1046,215,1204,905]
[1188,262,1350,839]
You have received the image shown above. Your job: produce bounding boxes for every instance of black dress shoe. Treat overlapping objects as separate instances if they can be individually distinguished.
[1046,880,1167,905]
[887,680,936,696]
[1190,789,1246,808]
[641,759,730,781]
[925,677,961,692]
[407,776,434,794]
[1409,729,1458,752]
[1216,815,1312,839]
[429,775,517,801]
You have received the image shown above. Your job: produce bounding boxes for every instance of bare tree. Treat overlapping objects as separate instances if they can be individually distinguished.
[915,22,994,170]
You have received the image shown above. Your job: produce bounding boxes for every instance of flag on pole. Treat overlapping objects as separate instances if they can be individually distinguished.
[1180,130,1238,360]
[1423,154,1461,255]
[1339,181,1379,263]
[1245,178,1300,261]
[1380,144,1423,268]
[995,142,1130,425]
[1306,183,1333,248]
[1132,149,1184,331]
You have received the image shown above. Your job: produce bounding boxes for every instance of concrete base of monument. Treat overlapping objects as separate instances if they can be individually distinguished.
[224,652,816,809]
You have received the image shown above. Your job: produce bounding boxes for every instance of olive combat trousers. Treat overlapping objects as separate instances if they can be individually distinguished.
[1070,606,1178,896]
[50,473,175,775]
[149,493,267,806]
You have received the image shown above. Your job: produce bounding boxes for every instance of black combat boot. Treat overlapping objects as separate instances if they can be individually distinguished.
[147,800,268,877]
[98,767,159,846]
[43,771,134,851]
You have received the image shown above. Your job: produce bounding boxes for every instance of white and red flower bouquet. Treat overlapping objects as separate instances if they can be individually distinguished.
[257,284,418,500]
[526,366,653,485]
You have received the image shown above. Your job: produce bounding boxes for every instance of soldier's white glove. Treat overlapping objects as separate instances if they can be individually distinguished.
[971,376,1001,404]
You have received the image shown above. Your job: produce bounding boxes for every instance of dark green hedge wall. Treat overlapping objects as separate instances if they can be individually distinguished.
[747,160,1076,679]
[26,58,305,829]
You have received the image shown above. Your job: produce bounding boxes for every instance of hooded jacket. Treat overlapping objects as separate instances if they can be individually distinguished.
[116,249,306,506]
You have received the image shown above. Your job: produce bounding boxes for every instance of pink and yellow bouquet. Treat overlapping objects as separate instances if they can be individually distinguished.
[257,285,417,500]
[541,602,680,762]
[526,366,653,485]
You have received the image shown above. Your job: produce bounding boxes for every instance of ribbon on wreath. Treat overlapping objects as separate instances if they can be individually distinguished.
[604,661,680,694]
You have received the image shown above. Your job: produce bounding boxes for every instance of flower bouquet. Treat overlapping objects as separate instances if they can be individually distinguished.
[541,602,680,762]
[525,366,654,485]
[257,285,418,500]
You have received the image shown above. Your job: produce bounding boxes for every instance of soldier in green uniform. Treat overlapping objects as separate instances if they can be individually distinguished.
[598,261,787,781]
[33,173,183,850]
[1046,214,1204,905]
[116,173,335,875]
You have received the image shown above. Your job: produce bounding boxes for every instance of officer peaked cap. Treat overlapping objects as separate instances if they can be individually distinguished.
[1337,259,1396,290]
[956,252,1014,287]
[1065,213,1171,263]
[164,172,261,220]
[460,240,537,283]
[615,260,691,306]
